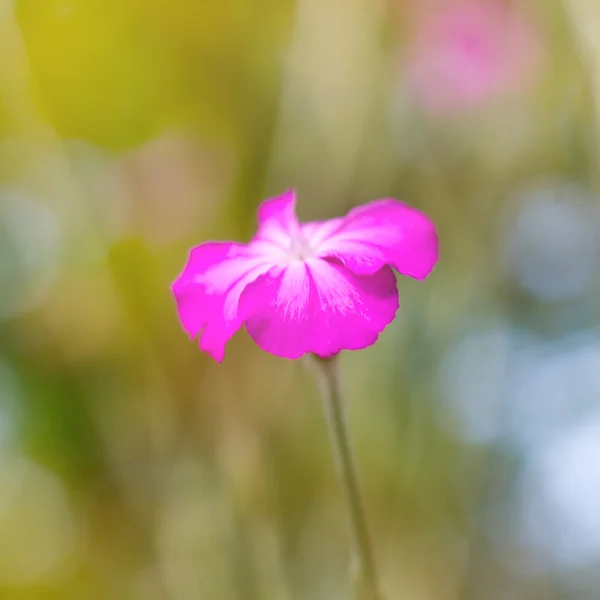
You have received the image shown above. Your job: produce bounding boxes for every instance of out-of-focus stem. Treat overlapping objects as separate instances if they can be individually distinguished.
[313,355,383,600]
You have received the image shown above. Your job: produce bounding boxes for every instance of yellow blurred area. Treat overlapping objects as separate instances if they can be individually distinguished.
[10,0,290,147]
[1,0,600,598]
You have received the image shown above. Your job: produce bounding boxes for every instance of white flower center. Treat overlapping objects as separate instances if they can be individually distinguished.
[287,232,314,262]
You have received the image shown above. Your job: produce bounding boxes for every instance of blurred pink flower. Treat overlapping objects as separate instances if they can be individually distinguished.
[404,0,544,114]
[172,190,438,361]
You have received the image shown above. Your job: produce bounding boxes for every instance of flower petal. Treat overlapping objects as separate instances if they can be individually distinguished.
[171,242,274,361]
[238,258,399,359]
[305,199,438,280]
[253,189,301,249]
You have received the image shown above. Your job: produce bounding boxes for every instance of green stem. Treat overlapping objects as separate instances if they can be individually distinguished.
[314,355,383,600]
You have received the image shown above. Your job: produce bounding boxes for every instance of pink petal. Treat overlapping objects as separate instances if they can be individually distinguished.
[253,189,301,249]
[305,199,438,280]
[171,242,274,362]
[238,258,399,360]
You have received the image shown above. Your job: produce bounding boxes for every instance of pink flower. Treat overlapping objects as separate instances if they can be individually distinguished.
[404,0,544,114]
[172,190,438,362]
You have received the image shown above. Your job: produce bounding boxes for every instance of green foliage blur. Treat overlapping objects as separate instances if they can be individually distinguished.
[1,1,599,599]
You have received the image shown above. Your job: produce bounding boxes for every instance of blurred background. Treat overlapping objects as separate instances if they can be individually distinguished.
[1,0,600,598]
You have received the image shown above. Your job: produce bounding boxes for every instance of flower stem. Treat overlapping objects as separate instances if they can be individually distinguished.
[313,355,383,600]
